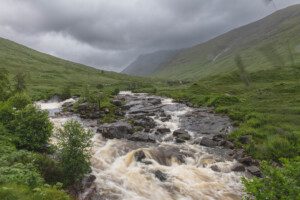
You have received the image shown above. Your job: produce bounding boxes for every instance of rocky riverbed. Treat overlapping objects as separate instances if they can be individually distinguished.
[37,91,261,200]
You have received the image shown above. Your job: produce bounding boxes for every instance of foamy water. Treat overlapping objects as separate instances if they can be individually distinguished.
[38,92,245,200]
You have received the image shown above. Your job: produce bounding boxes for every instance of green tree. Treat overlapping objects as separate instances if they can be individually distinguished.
[57,120,92,186]
[10,105,53,152]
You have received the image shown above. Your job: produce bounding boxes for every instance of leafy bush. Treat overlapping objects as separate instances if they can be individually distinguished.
[33,154,64,185]
[57,120,92,186]
[7,93,31,110]
[243,157,300,199]
[10,105,53,152]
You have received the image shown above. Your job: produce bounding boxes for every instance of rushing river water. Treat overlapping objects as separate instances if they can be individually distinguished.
[37,91,245,200]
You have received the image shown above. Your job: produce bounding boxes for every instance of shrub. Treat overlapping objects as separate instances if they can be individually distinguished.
[59,86,72,100]
[33,154,64,185]
[0,184,70,200]
[10,105,53,152]
[57,120,92,186]
[243,157,300,199]
[7,93,31,110]
[208,94,241,107]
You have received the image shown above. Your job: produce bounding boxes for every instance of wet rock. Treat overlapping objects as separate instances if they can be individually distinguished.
[98,122,133,139]
[199,137,218,147]
[175,138,185,143]
[173,129,191,141]
[238,156,253,166]
[247,166,262,177]
[132,117,156,129]
[156,128,171,134]
[231,163,245,172]
[115,109,125,116]
[128,132,156,143]
[239,135,252,144]
[232,149,245,160]
[212,134,225,142]
[142,160,153,165]
[210,165,221,172]
[219,140,235,149]
[134,150,146,162]
[148,98,161,105]
[154,170,167,182]
[111,100,122,106]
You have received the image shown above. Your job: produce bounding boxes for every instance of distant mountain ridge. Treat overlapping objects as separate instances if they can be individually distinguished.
[123,4,300,79]
[122,49,181,76]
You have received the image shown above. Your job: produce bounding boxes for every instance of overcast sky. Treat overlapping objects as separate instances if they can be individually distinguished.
[0,0,299,71]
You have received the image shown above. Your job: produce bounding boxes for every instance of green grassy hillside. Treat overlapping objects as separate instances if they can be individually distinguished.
[0,37,151,99]
[153,4,300,79]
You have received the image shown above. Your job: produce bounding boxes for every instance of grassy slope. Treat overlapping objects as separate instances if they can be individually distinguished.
[156,64,300,161]
[0,37,152,99]
[154,4,300,80]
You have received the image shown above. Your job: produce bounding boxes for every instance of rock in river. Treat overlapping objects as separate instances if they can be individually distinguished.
[98,121,133,139]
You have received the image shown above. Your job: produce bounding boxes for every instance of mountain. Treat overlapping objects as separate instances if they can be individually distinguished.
[122,49,180,76]
[0,37,139,98]
[124,4,300,79]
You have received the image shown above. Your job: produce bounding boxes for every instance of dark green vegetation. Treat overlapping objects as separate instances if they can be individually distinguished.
[0,84,70,198]
[57,120,92,187]
[123,4,300,80]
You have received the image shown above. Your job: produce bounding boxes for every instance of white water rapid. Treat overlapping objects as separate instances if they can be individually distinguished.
[37,92,245,200]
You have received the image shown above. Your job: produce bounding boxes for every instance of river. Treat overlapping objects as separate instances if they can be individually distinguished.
[36,91,245,200]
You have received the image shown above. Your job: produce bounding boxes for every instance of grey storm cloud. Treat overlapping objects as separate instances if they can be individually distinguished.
[0,0,299,71]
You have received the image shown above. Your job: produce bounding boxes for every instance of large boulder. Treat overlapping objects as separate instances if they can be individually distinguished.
[98,122,133,139]
[199,137,218,147]
[173,129,191,141]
